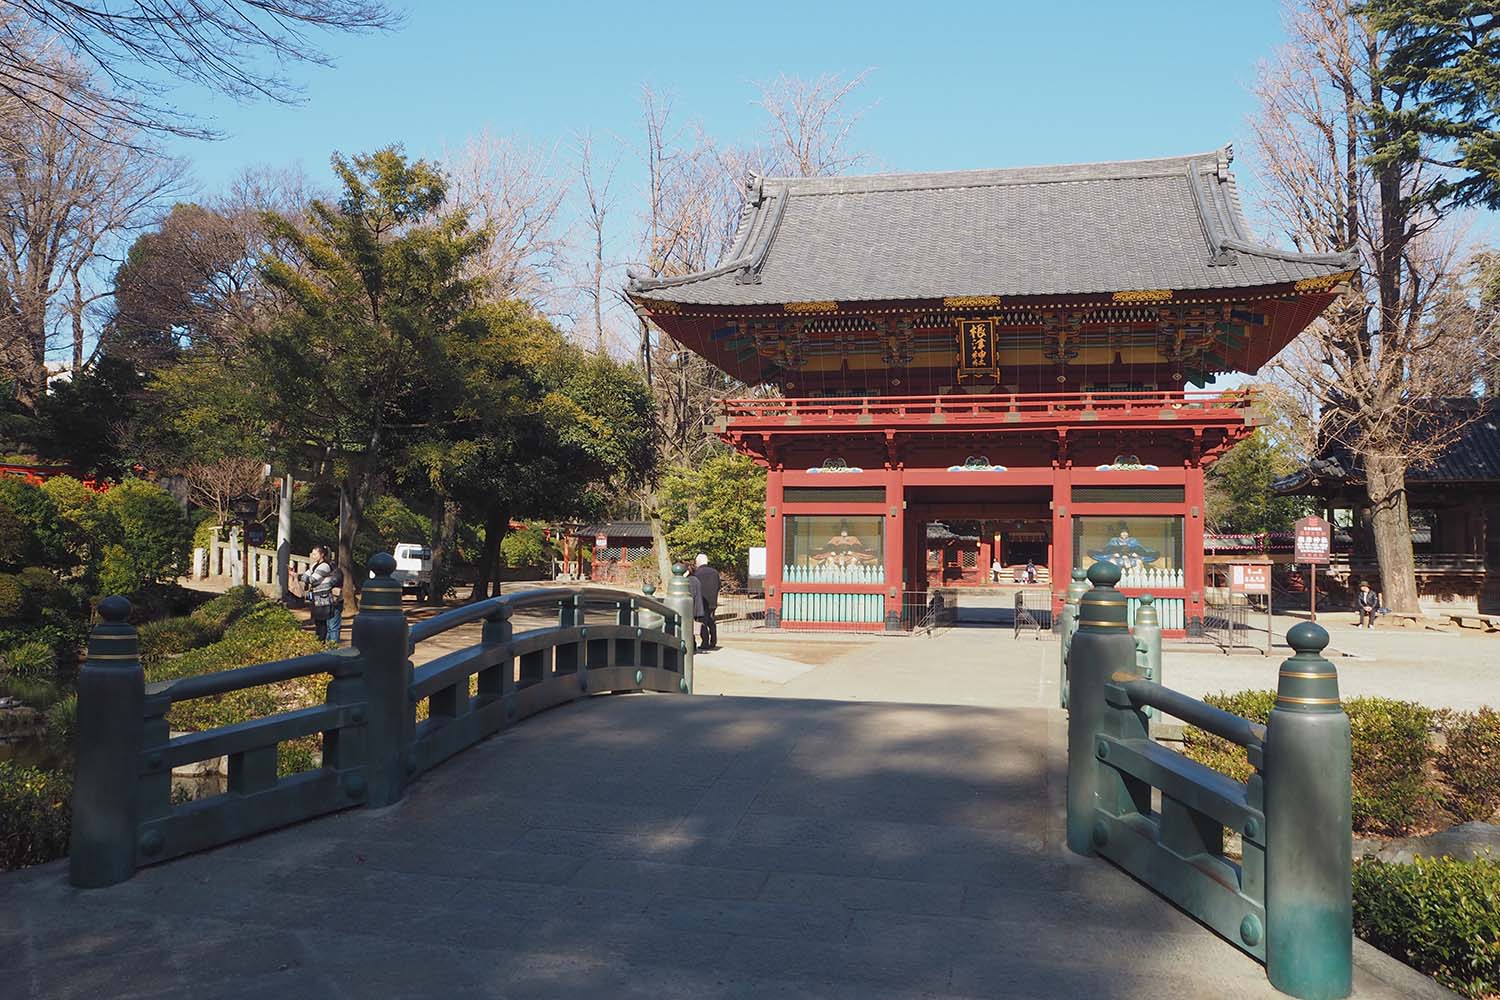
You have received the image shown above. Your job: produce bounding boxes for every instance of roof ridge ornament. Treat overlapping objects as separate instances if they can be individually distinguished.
[744,171,765,205]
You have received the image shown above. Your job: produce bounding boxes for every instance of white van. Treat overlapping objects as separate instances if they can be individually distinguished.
[391,542,433,600]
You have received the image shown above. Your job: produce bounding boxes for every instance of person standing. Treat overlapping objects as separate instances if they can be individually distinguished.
[1025,558,1038,584]
[686,565,705,652]
[694,553,721,651]
[1356,581,1379,629]
[325,555,345,646]
[299,546,337,643]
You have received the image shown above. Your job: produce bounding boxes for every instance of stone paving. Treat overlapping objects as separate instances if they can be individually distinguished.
[4,695,1441,998]
[2,606,1463,998]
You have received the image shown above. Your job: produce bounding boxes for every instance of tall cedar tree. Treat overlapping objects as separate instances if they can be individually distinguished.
[252,147,487,607]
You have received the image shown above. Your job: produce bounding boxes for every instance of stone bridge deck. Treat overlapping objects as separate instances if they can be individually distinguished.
[5,694,1436,999]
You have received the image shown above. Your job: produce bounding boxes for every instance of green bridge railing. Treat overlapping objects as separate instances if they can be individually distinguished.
[1064,560,1353,1000]
[68,553,697,889]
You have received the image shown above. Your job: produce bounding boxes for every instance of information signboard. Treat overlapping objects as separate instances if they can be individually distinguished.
[1294,516,1331,565]
[1230,563,1270,594]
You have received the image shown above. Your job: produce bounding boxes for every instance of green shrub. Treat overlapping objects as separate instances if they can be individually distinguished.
[0,478,67,570]
[1353,856,1500,998]
[1347,696,1438,836]
[2,639,57,679]
[1439,708,1500,823]
[0,674,58,708]
[1184,691,1438,835]
[0,573,20,617]
[0,761,72,871]
[136,615,211,666]
[1182,690,1276,784]
[191,517,223,552]
[187,585,260,635]
[501,525,551,568]
[146,597,324,734]
[45,694,75,757]
[96,479,190,596]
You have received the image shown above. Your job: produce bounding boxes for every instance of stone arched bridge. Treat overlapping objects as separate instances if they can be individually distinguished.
[3,562,1446,999]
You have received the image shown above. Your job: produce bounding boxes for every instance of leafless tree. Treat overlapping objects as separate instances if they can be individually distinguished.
[0,1,399,142]
[184,455,272,523]
[756,70,873,178]
[1254,0,1498,613]
[441,130,568,308]
[0,53,184,403]
[573,130,619,355]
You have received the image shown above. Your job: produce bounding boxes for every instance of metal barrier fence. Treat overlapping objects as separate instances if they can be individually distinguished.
[1064,561,1352,1000]
[1203,597,1253,649]
[901,590,957,633]
[68,555,697,888]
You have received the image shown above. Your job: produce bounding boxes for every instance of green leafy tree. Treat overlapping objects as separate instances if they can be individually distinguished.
[30,357,145,479]
[1363,0,1500,211]
[1205,429,1310,535]
[235,146,488,595]
[660,453,766,582]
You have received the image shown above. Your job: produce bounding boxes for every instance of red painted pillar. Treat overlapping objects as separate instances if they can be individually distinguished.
[1185,456,1206,635]
[1052,447,1073,618]
[765,466,784,628]
[884,469,905,630]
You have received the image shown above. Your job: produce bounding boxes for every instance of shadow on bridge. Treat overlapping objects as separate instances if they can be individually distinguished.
[8,692,1302,999]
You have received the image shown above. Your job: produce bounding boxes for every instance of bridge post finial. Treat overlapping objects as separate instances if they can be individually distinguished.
[1132,595,1162,719]
[355,552,412,807]
[1059,566,1091,708]
[70,596,145,887]
[1264,623,1352,998]
[1065,561,1137,857]
[663,564,695,693]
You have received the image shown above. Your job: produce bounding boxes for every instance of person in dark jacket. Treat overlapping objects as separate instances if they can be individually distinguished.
[694,553,721,651]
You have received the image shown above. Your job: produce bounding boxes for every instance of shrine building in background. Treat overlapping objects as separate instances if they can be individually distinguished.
[628,147,1355,635]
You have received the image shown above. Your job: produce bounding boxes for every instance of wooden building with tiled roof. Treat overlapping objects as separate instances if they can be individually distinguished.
[628,147,1354,633]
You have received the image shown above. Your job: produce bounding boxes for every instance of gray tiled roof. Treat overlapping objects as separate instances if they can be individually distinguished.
[1274,401,1500,492]
[629,148,1355,306]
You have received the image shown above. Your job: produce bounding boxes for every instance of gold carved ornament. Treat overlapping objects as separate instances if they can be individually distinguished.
[783,300,838,315]
[943,295,1003,308]
[1112,289,1174,304]
[1293,271,1355,293]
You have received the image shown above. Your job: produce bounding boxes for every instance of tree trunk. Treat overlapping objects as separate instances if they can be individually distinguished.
[428,494,458,606]
[643,487,671,586]
[471,505,508,602]
[337,477,365,614]
[1364,453,1420,614]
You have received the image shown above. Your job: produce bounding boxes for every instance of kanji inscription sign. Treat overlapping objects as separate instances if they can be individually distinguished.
[956,318,997,382]
[1294,516,1331,565]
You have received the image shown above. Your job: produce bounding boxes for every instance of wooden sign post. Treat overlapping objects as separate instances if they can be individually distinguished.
[1294,516,1332,622]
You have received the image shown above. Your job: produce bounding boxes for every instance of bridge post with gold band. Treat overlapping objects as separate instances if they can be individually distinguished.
[1064,558,1353,1000]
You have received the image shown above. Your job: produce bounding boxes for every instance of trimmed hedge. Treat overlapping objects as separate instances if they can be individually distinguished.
[0,761,72,871]
[1354,856,1500,999]
[137,586,260,665]
[1183,692,1445,835]
[1439,708,1500,824]
[143,598,325,775]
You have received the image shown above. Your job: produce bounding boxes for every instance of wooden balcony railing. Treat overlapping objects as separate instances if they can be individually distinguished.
[721,390,1256,428]
[1328,553,1487,574]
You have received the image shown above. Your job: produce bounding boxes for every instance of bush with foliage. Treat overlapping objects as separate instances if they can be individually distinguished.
[1183,691,1438,834]
[501,524,551,568]
[1438,708,1500,823]
[3,639,56,680]
[45,694,76,757]
[1353,856,1500,999]
[0,478,68,570]
[145,597,325,771]
[96,479,191,597]
[0,760,72,871]
[1346,695,1438,835]
[660,453,766,583]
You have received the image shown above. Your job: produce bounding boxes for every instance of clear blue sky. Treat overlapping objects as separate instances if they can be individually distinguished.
[169,0,1287,204]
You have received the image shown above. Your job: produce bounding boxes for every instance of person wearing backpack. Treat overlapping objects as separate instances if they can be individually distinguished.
[325,557,345,646]
[299,546,341,644]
